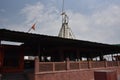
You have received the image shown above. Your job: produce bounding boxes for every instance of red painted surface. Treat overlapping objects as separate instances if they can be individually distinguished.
[94,70,117,80]
[0,46,3,73]
[35,70,93,80]
[34,67,120,80]
[34,57,120,80]
[0,45,24,73]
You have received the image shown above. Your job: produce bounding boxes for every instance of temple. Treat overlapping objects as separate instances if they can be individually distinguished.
[0,29,120,80]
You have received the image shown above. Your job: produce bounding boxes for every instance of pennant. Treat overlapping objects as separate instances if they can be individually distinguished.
[27,23,36,33]
[31,23,36,30]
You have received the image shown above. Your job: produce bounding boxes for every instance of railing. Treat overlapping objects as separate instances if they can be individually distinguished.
[91,61,105,68]
[35,58,120,73]
[55,62,66,71]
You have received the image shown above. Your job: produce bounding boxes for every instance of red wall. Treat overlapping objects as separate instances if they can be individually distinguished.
[0,45,24,73]
[35,67,120,80]
[0,46,4,73]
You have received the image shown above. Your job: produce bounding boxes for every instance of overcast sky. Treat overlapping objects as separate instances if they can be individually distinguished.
[0,0,120,44]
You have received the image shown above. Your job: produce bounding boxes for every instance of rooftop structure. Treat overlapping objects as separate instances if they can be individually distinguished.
[1,29,120,80]
[58,0,75,39]
[58,12,75,39]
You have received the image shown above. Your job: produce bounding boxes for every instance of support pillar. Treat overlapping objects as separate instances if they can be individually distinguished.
[88,60,92,68]
[104,61,107,67]
[0,74,2,80]
[111,54,114,61]
[38,44,41,61]
[35,56,39,74]
[0,43,1,79]
[100,55,104,61]
[0,42,3,79]
[59,49,64,61]
[76,49,80,61]
[34,56,39,80]
[66,58,70,70]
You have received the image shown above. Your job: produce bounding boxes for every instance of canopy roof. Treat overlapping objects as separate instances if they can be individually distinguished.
[0,29,120,57]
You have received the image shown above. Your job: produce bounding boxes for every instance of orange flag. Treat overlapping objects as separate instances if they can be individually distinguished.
[28,23,36,33]
[31,23,36,30]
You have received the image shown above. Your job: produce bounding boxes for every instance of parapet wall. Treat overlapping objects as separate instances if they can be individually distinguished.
[35,67,120,80]
[34,58,120,80]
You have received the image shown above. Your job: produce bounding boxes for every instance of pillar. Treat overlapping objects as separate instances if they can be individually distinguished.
[19,48,24,72]
[100,55,104,61]
[104,61,107,67]
[88,61,92,68]
[0,45,1,78]
[76,49,80,61]
[59,49,64,61]
[66,58,70,70]
[0,45,3,73]
[35,56,39,74]
[0,74,2,80]
[38,44,41,61]
[34,56,39,80]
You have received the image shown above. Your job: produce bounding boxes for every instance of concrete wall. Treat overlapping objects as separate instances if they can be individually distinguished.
[35,67,120,80]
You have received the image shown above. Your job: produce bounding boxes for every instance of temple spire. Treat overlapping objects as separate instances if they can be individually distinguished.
[58,0,75,39]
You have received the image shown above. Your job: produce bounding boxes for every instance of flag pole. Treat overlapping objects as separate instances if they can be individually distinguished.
[27,27,32,33]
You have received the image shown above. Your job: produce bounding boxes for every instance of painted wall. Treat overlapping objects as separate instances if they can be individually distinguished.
[0,45,24,73]
[35,67,120,80]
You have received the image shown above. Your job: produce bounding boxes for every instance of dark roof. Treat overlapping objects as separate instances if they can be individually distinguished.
[1,29,120,57]
[0,29,113,46]
[115,44,120,46]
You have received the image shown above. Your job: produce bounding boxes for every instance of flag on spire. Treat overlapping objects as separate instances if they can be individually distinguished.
[28,23,36,33]
[31,23,36,30]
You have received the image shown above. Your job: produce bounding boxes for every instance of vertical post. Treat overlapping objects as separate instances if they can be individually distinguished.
[59,49,64,61]
[76,49,80,61]
[117,54,119,66]
[66,58,70,70]
[53,62,55,71]
[100,55,104,61]
[0,74,2,80]
[0,40,2,80]
[117,61,119,66]
[35,56,39,74]
[104,61,107,68]
[38,44,41,61]
[79,61,81,69]
[111,54,114,61]
[88,60,92,69]
[19,49,24,72]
